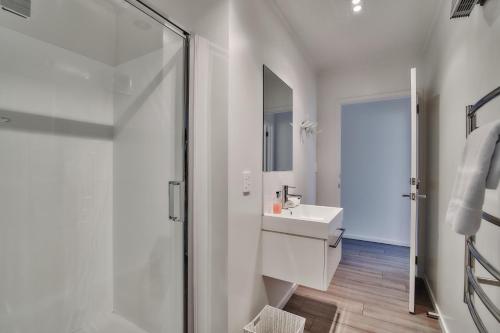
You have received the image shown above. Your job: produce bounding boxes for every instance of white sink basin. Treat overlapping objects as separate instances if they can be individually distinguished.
[263,204,343,240]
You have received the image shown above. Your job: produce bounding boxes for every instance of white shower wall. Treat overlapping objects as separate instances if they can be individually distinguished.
[0,27,114,333]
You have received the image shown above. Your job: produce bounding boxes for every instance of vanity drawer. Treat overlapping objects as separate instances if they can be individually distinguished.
[262,228,344,291]
[262,231,325,289]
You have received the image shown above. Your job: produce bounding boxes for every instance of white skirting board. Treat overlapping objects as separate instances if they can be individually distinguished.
[276,283,298,309]
[344,234,410,247]
[423,276,450,333]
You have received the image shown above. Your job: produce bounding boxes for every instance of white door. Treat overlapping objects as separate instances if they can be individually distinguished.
[409,67,420,313]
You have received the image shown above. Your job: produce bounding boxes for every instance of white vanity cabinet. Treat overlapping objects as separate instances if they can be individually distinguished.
[261,205,343,291]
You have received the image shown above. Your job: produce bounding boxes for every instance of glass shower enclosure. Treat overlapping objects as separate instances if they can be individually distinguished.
[0,1,188,332]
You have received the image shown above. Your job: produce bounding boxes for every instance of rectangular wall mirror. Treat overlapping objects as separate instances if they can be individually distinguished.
[263,65,293,172]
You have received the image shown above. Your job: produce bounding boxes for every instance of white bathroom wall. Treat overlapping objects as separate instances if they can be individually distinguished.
[228,0,317,331]
[341,98,411,246]
[0,25,114,333]
[422,2,500,332]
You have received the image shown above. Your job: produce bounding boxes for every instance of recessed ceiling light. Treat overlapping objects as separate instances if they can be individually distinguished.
[353,5,362,13]
[352,0,361,5]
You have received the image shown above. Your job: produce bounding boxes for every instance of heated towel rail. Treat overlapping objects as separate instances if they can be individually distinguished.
[464,86,500,333]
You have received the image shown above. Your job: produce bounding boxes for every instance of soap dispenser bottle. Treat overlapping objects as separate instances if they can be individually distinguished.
[273,191,282,214]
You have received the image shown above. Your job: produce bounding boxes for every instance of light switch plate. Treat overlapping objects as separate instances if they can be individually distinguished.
[242,170,251,194]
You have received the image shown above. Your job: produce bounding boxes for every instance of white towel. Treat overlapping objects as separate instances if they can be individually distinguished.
[446,120,500,236]
[486,143,500,189]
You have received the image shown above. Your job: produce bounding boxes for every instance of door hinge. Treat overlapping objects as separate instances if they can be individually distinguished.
[417,104,420,114]
[411,177,416,185]
[415,256,418,265]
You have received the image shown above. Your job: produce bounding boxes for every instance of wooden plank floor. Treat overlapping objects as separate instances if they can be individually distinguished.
[283,239,441,333]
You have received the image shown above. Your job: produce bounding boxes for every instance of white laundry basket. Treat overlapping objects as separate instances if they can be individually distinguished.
[243,305,305,333]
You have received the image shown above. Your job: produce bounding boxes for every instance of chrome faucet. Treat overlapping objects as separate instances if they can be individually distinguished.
[282,185,302,209]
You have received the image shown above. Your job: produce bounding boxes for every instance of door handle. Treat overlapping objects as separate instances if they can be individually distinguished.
[169,181,184,223]
[402,193,427,200]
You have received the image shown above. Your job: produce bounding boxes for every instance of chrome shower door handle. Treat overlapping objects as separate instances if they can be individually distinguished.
[169,181,184,223]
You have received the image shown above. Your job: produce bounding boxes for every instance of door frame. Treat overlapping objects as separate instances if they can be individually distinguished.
[339,90,417,308]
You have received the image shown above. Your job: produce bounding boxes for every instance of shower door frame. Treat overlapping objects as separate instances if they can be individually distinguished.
[124,1,191,332]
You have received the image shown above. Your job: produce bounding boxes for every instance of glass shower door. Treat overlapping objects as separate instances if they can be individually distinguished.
[0,1,187,332]
[113,3,187,333]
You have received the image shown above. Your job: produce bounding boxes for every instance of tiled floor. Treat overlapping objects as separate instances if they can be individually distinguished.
[283,239,441,333]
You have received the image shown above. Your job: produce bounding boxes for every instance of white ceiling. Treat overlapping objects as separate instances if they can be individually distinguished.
[272,0,443,72]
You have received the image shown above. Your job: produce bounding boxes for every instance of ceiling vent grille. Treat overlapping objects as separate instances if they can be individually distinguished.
[450,0,482,18]
[1,0,31,18]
